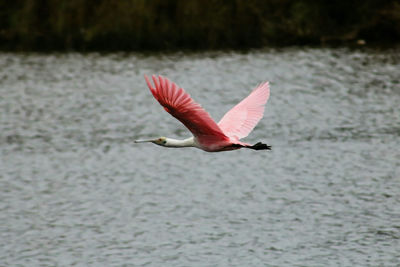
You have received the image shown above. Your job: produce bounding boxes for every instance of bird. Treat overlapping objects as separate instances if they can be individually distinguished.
[135,75,271,152]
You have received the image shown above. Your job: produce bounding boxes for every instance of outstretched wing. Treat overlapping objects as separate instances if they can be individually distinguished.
[218,82,270,140]
[144,75,229,142]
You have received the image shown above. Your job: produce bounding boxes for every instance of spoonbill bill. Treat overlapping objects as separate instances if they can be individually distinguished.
[135,75,271,152]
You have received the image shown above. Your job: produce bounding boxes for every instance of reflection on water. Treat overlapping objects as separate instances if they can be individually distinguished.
[1,48,399,266]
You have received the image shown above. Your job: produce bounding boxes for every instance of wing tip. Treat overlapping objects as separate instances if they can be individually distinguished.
[257,80,270,91]
[144,74,161,100]
[144,74,152,89]
[255,80,270,100]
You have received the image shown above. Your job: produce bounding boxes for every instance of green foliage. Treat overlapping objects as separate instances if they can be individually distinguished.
[0,0,399,51]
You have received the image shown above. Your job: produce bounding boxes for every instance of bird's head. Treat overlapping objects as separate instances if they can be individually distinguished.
[135,137,167,146]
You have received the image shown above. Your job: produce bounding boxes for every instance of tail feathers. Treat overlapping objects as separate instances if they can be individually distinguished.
[247,142,271,150]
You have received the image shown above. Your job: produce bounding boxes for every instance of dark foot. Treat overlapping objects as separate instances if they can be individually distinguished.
[249,142,271,150]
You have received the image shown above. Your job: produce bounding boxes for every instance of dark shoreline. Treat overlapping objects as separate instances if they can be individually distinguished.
[1,0,399,52]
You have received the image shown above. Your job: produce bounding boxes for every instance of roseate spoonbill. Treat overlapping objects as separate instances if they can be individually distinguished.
[135,75,271,152]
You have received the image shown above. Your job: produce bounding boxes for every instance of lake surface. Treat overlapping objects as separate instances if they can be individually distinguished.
[1,48,399,266]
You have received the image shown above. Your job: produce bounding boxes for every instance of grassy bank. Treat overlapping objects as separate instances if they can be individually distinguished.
[1,0,400,51]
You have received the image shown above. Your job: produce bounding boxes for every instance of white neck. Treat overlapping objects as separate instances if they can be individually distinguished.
[164,137,196,148]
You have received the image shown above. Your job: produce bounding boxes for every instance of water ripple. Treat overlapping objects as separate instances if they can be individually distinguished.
[1,48,399,266]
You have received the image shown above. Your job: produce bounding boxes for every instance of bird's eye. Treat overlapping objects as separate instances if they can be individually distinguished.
[162,140,167,144]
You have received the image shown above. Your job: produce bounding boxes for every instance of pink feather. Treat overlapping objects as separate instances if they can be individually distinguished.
[144,75,270,151]
[144,75,230,147]
[218,82,270,140]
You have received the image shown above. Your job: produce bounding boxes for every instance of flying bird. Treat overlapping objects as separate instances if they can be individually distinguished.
[135,75,271,152]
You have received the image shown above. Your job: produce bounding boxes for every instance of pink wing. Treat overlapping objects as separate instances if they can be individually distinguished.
[218,82,270,140]
[144,75,229,142]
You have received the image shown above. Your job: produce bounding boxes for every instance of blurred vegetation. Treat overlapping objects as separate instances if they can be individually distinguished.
[1,0,399,51]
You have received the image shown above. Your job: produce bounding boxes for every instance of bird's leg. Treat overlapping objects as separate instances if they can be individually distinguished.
[247,142,271,150]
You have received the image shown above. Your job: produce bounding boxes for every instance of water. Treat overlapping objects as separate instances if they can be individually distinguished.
[1,48,399,266]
